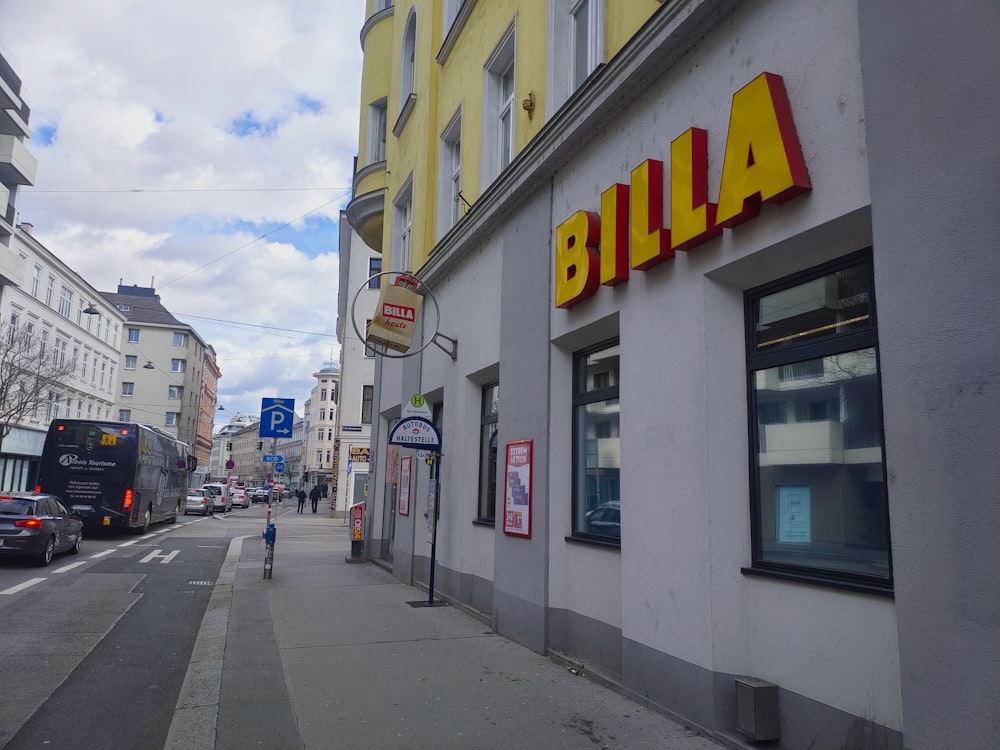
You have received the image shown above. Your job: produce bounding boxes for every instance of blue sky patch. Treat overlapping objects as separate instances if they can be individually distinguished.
[296,95,322,115]
[229,111,280,138]
[35,124,57,146]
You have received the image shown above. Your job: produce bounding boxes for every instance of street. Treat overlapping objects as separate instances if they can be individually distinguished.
[0,506,261,749]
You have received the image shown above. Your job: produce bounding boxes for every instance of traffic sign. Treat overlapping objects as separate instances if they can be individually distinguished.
[262,455,284,463]
[388,417,442,450]
[260,397,295,438]
[274,462,285,474]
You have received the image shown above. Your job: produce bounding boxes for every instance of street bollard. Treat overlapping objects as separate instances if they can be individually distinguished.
[262,523,276,579]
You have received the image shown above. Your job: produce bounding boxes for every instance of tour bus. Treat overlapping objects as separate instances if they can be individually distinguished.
[35,419,196,533]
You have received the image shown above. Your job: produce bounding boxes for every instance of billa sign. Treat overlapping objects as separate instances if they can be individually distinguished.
[366,274,424,352]
[554,72,811,308]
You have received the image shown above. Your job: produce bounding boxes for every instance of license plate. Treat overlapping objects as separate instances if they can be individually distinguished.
[71,505,94,512]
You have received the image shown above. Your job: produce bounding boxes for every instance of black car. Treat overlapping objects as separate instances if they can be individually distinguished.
[0,493,84,566]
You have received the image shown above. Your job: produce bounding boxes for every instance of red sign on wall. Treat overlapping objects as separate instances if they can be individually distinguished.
[503,440,533,538]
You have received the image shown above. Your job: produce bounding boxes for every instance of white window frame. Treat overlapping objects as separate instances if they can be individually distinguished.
[119,409,131,421]
[122,382,134,397]
[482,25,517,186]
[45,276,55,306]
[171,358,185,373]
[127,328,139,343]
[165,412,180,427]
[58,286,73,318]
[546,0,605,114]
[125,355,137,370]
[31,266,41,297]
[392,175,414,273]
[368,98,388,164]
[400,9,417,108]
[173,331,188,347]
[570,0,602,89]
[168,385,183,400]
[438,109,463,237]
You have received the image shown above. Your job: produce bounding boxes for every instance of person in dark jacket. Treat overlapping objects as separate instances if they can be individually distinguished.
[309,485,321,513]
[296,488,307,514]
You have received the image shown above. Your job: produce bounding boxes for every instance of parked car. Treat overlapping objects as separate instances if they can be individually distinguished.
[185,491,214,516]
[231,488,249,508]
[0,493,84,566]
[249,488,270,504]
[201,484,232,513]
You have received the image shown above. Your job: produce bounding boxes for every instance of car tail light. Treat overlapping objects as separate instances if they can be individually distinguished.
[14,518,43,529]
[122,489,134,512]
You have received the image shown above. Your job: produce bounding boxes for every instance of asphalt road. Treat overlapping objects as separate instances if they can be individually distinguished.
[0,506,264,750]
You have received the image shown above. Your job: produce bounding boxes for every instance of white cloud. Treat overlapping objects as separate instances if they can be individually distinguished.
[1,0,365,426]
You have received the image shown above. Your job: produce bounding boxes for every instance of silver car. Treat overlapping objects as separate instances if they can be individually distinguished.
[184,491,214,516]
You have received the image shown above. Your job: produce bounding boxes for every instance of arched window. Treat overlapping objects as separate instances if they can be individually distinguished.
[401,9,417,107]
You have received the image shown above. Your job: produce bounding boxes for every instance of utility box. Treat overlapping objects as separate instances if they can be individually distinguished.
[735,677,780,741]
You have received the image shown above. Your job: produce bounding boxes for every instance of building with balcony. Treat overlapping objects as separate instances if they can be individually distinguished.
[0,49,36,255]
[346,1,1000,749]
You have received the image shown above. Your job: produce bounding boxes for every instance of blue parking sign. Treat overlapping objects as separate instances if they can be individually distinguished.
[260,398,295,438]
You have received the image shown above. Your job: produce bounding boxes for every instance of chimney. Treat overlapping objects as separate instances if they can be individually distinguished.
[18,222,33,235]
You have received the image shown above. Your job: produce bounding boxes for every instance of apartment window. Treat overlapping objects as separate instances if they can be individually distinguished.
[165,412,180,427]
[168,385,183,400]
[76,299,84,324]
[7,313,17,345]
[81,352,89,378]
[125,355,137,370]
[103,318,110,341]
[317,428,324,441]
[393,179,413,273]
[99,361,106,386]
[483,26,516,182]
[24,321,33,352]
[116,303,132,312]
[368,99,387,163]
[119,409,131,421]
[368,257,382,289]
[173,331,188,347]
[127,328,140,343]
[54,338,67,368]
[319,408,326,421]
[361,385,374,425]
[400,10,417,107]
[571,0,602,88]
[76,399,81,417]
[478,382,499,523]
[122,382,134,396]
[46,276,55,306]
[365,320,375,357]
[58,286,73,317]
[171,359,185,373]
[439,110,462,235]
[31,266,40,297]
[572,340,621,542]
[39,329,48,357]
[320,388,327,401]
[746,251,890,591]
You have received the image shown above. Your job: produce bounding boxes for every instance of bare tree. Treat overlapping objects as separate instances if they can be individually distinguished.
[0,316,80,453]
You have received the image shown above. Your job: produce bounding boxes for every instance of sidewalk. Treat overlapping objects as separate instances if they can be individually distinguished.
[166,508,726,750]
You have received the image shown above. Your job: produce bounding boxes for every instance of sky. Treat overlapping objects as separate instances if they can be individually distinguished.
[0,0,366,430]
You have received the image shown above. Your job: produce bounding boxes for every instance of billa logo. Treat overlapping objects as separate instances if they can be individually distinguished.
[382,303,415,321]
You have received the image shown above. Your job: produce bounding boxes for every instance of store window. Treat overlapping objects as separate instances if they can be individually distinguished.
[478,382,499,523]
[572,340,620,542]
[745,251,891,591]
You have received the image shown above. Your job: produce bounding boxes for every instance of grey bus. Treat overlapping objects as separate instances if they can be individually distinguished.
[35,419,195,533]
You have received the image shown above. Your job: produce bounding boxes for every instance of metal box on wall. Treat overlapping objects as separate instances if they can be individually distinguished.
[735,677,780,741]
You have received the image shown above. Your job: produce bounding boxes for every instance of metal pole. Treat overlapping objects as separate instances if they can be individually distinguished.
[428,452,439,605]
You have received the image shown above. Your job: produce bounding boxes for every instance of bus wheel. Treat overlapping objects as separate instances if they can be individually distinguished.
[166,503,179,524]
[138,507,151,534]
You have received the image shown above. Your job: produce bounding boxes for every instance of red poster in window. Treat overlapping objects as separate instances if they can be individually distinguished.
[503,440,532,538]
[398,455,412,516]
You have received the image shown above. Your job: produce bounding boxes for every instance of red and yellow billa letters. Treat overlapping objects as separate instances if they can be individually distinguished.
[554,72,811,309]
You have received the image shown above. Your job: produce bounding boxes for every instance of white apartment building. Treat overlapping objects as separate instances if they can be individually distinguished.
[303,364,339,499]
[0,224,124,489]
[333,212,379,516]
[0,48,36,254]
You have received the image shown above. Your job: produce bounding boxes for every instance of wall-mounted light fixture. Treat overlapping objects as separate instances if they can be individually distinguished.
[521,91,535,119]
[143,361,155,369]
[83,303,100,315]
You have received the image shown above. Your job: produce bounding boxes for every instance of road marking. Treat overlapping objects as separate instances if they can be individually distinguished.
[90,549,115,558]
[1,577,46,595]
[139,549,179,564]
[53,561,88,573]
[118,539,140,547]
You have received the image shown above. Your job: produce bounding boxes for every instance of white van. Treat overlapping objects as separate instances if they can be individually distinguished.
[201,483,231,512]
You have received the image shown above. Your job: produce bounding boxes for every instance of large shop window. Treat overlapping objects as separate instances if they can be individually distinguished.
[745,251,891,593]
[477,382,499,523]
[572,340,620,543]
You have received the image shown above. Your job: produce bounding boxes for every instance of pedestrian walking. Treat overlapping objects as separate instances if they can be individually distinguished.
[309,485,321,513]
[296,488,306,514]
